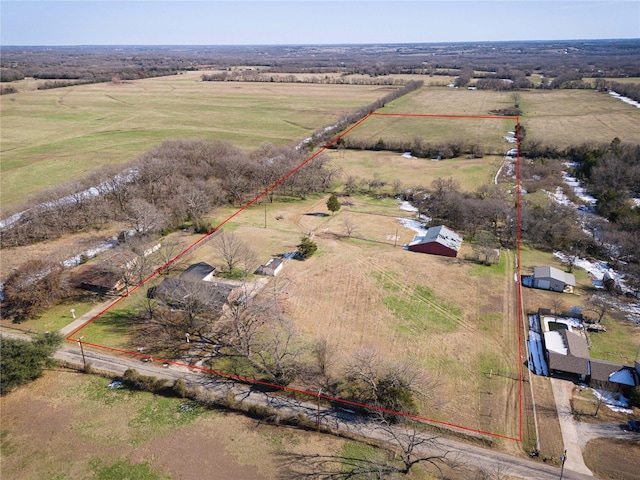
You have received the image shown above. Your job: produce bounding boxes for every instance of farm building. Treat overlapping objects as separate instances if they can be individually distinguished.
[522,266,576,293]
[406,225,462,258]
[256,257,284,276]
[71,264,125,295]
[71,241,161,294]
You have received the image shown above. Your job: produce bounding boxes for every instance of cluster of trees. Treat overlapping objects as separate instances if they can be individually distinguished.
[0,139,336,248]
[407,179,515,259]
[607,80,640,102]
[0,332,62,394]
[1,260,70,323]
[3,40,638,93]
[335,136,486,159]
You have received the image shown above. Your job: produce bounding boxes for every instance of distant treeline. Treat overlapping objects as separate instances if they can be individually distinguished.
[202,71,409,86]
[2,40,639,90]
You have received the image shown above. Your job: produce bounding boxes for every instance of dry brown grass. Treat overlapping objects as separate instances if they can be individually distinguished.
[201,193,520,439]
[583,437,640,480]
[0,369,349,480]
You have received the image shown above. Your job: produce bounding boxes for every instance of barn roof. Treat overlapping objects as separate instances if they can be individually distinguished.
[533,266,576,287]
[408,225,462,252]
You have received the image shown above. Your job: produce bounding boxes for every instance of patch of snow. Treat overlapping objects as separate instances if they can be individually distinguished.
[1,169,138,230]
[544,330,567,355]
[401,152,415,159]
[562,170,597,206]
[62,236,121,267]
[397,218,428,236]
[608,91,640,109]
[592,388,633,414]
[554,251,640,325]
[398,201,418,213]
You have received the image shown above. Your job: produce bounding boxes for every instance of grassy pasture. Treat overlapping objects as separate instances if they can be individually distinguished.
[0,72,388,208]
[0,370,360,480]
[326,149,504,192]
[345,86,639,152]
[518,89,640,146]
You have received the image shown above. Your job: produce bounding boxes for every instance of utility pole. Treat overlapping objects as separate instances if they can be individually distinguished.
[559,449,567,480]
[77,336,87,370]
[316,389,322,431]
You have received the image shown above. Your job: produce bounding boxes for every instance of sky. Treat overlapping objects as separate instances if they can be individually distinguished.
[1,0,639,46]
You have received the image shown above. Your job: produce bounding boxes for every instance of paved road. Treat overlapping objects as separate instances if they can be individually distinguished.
[1,327,601,479]
[44,339,597,480]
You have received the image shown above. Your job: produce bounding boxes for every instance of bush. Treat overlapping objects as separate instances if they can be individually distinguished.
[122,369,168,393]
[0,333,62,395]
[296,236,318,260]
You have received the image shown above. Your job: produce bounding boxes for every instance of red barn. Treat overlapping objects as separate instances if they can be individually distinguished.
[406,225,462,258]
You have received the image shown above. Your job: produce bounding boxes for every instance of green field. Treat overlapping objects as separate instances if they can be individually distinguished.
[0,72,388,208]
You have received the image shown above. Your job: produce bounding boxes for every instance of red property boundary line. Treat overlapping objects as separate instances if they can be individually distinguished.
[66,112,523,443]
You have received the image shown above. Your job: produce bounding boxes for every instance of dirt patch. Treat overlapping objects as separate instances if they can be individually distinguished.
[583,437,640,480]
[129,417,272,480]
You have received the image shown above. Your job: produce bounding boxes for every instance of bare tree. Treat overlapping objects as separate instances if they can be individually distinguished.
[344,175,360,196]
[213,230,257,275]
[126,198,164,235]
[1,260,69,323]
[550,295,566,316]
[585,295,608,323]
[343,215,357,238]
[373,413,456,476]
[342,348,434,414]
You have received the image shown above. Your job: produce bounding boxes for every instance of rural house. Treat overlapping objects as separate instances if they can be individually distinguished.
[180,262,216,282]
[522,266,576,293]
[149,261,241,311]
[527,309,638,389]
[406,225,462,258]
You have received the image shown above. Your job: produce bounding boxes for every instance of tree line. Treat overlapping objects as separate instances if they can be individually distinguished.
[202,70,410,86]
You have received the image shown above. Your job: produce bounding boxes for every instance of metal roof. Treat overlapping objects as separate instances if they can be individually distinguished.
[408,225,462,252]
[533,266,576,287]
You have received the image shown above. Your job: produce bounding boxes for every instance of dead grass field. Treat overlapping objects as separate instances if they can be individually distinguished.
[0,72,389,208]
[518,89,640,146]
[0,370,352,480]
[181,191,521,440]
[346,86,639,152]
[326,149,505,192]
[583,438,640,480]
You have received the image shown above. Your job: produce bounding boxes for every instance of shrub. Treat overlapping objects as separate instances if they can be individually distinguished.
[296,236,318,260]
